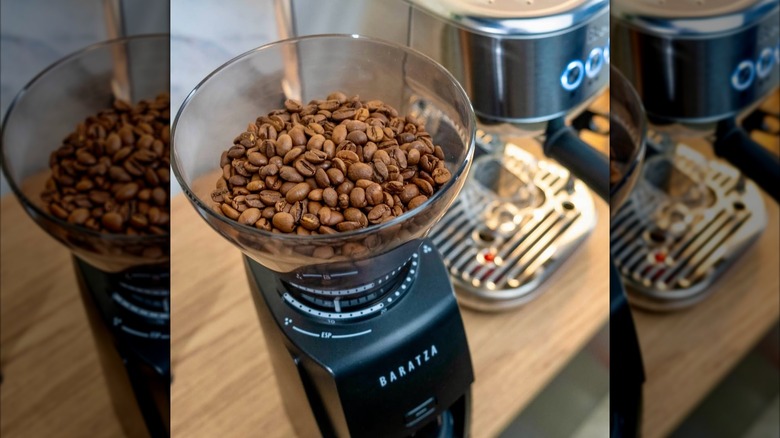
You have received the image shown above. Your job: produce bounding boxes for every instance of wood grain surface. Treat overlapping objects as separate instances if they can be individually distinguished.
[169,191,611,437]
[635,139,780,438]
[0,195,125,437]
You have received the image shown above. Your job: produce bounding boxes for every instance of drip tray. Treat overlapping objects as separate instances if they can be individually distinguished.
[431,143,596,311]
[611,145,767,311]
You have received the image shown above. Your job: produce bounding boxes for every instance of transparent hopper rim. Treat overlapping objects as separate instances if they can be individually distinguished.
[171,34,477,244]
[0,34,171,244]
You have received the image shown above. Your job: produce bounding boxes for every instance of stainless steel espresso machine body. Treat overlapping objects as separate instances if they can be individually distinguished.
[407,0,610,126]
[611,0,780,310]
[405,0,610,310]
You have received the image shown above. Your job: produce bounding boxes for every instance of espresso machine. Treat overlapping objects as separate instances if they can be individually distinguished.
[0,35,170,437]
[611,0,780,310]
[173,35,475,437]
[403,0,611,310]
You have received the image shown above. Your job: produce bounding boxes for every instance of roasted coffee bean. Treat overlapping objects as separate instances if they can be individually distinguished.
[220,204,239,219]
[286,182,311,203]
[279,165,304,182]
[259,190,282,205]
[412,178,434,196]
[276,134,293,156]
[347,162,373,181]
[344,208,368,227]
[255,217,272,231]
[262,206,276,219]
[289,126,307,146]
[315,168,330,188]
[307,134,326,151]
[407,148,421,165]
[337,180,355,195]
[313,245,335,259]
[130,213,149,229]
[332,157,348,174]
[248,152,268,166]
[75,179,94,192]
[294,159,316,177]
[408,195,428,210]
[368,204,391,224]
[338,193,350,210]
[152,187,167,206]
[283,147,304,165]
[318,206,344,226]
[346,130,367,145]
[366,125,384,142]
[214,92,452,234]
[116,182,140,201]
[229,175,248,186]
[349,187,367,208]
[326,168,345,185]
[227,145,246,158]
[109,165,132,182]
[399,184,420,204]
[68,208,90,225]
[337,221,361,231]
[284,99,303,113]
[265,175,282,191]
[239,208,262,225]
[247,180,265,191]
[300,213,320,231]
[365,183,383,205]
[89,191,111,205]
[434,145,445,160]
[322,187,338,208]
[102,211,125,231]
[432,167,452,185]
[273,212,295,232]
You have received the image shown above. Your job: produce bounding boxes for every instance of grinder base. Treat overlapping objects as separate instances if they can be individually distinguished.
[244,239,473,437]
[72,257,170,437]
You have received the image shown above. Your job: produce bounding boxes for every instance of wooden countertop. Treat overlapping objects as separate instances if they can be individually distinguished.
[635,140,780,438]
[0,187,610,438]
[0,195,124,437]
[169,192,611,437]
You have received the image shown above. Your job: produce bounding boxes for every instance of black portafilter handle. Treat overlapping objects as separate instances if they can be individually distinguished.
[714,118,780,203]
[543,117,610,201]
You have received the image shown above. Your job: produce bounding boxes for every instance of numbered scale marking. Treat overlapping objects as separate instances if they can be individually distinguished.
[281,254,420,336]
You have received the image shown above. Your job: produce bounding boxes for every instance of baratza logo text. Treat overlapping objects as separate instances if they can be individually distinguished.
[379,345,438,388]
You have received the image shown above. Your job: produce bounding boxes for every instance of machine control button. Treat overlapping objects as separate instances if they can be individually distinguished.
[561,60,584,91]
[756,47,775,78]
[585,47,603,78]
[731,60,755,91]
[404,397,437,427]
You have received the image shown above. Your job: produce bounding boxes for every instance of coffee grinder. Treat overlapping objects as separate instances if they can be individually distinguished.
[404,0,611,310]
[172,35,476,437]
[0,36,170,437]
[611,0,780,310]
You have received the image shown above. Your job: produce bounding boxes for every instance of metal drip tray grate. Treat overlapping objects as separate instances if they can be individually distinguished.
[431,143,596,311]
[611,145,767,311]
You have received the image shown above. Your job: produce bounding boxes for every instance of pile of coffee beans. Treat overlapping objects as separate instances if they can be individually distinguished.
[41,93,170,235]
[212,92,452,235]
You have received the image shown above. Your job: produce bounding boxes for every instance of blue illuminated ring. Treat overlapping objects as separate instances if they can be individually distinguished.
[586,47,604,78]
[561,60,585,91]
[731,60,755,91]
[756,47,775,78]
[604,39,610,64]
